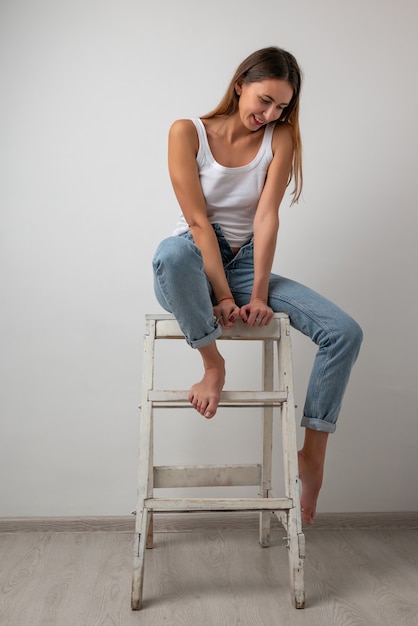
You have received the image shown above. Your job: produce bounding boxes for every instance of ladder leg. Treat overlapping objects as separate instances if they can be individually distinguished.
[286,508,306,608]
[131,317,156,610]
[278,318,305,608]
[131,414,153,610]
[146,403,155,549]
[146,512,154,549]
[259,511,272,547]
[260,339,274,547]
[131,403,153,609]
[131,507,150,610]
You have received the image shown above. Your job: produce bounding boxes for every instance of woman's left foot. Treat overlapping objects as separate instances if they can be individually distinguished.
[188,361,225,419]
[297,449,324,525]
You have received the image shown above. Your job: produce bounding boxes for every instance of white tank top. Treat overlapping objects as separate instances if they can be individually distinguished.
[172,118,275,248]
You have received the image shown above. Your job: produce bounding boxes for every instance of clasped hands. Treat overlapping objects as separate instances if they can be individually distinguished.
[213,297,274,329]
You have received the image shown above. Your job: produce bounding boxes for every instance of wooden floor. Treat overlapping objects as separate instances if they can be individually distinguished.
[1,513,418,626]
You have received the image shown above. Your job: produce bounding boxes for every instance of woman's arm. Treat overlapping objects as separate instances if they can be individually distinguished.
[168,120,235,304]
[241,124,295,325]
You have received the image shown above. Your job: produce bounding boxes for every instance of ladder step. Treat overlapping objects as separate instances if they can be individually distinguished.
[148,390,287,406]
[145,497,293,512]
[154,464,262,488]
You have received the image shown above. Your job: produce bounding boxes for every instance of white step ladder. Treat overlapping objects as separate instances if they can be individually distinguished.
[131,313,305,610]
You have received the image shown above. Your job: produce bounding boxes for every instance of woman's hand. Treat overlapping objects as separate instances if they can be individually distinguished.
[240,298,274,327]
[213,299,240,329]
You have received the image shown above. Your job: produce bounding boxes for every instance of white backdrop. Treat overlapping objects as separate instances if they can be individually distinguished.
[1,0,417,516]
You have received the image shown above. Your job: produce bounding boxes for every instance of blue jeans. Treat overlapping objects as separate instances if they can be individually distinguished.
[153,224,363,434]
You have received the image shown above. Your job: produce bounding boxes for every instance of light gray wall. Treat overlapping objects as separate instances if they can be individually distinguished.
[1,0,417,516]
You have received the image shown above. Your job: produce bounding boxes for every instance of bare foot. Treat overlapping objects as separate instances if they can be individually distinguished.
[188,360,225,419]
[298,449,325,526]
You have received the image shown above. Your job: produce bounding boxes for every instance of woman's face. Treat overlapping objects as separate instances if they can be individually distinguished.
[237,78,294,130]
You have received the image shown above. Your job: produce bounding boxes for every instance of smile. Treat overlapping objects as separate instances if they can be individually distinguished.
[252,115,265,127]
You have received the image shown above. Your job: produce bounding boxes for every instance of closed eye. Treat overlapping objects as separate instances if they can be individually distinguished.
[259,96,288,110]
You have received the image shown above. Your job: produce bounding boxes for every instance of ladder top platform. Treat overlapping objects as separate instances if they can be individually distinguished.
[146,313,290,341]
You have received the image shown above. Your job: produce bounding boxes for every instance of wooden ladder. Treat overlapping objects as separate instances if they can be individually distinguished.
[131,313,305,610]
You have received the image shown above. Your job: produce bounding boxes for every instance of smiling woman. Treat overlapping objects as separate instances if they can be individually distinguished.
[151,46,363,525]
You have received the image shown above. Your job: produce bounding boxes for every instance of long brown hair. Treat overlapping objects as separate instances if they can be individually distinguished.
[203,47,303,203]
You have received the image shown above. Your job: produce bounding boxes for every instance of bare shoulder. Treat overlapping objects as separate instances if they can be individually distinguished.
[169,119,199,151]
[271,122,295,155]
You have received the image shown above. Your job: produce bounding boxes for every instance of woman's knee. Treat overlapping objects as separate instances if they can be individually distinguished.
[153,236,199,273]
[337,313,363,359]
[153,237,179,270]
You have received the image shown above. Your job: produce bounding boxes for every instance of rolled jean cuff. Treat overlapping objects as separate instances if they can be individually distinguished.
[300,416,337,434]
[188,322,223,349]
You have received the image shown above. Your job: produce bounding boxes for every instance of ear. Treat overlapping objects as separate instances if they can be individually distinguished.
[234,80,242,96]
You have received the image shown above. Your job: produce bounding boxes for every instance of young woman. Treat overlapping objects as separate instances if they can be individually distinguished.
[152,47,363,525]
